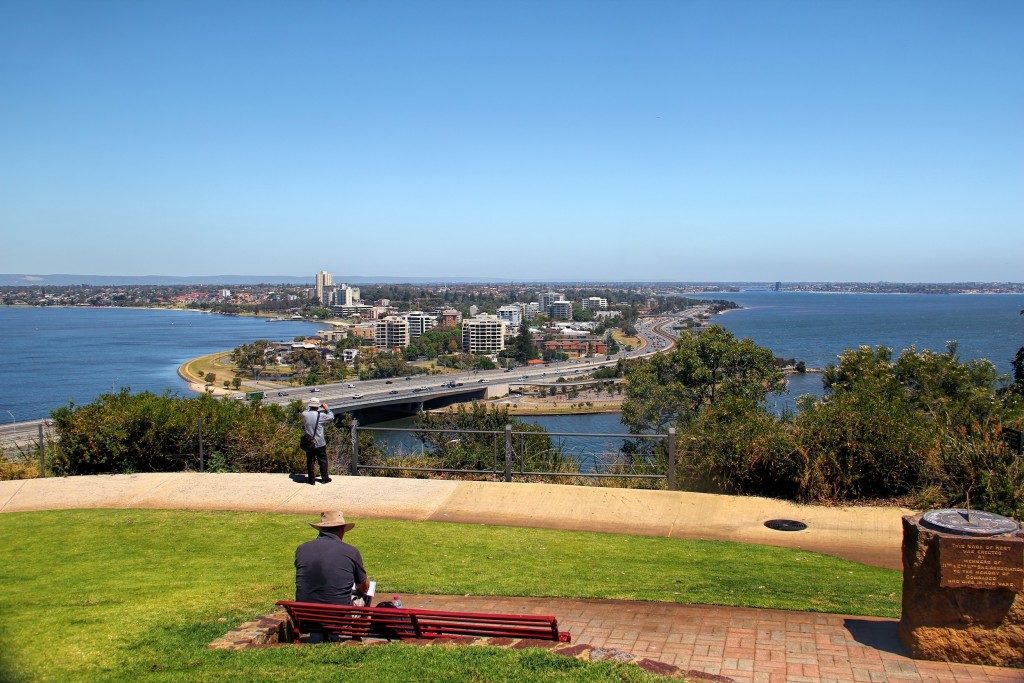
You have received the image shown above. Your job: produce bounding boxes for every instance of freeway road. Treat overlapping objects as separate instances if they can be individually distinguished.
[2,309,705,449]
[254,311,695,413]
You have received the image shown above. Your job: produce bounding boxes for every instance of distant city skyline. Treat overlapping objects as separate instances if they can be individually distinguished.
[1,2,1022,280]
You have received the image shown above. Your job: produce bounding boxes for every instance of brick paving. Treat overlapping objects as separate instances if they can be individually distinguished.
[405,595,1023,682]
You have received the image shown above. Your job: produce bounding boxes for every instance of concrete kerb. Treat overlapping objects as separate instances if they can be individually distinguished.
[0,473,911,569]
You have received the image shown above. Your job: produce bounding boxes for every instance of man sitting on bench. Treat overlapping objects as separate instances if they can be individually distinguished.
[295,511,373,620]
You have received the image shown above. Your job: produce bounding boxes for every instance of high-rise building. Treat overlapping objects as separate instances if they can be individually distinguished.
[523,302,542,320]
[439,308,462,327]
[549,300,573,320]
[496,304,522,328]
[404,311,438,338]
[374,316,410,350]
[468,304,479,317]
[315,270,333,304]
[582,297,608,311]
[462,314,505,354]
[540,291,566,312]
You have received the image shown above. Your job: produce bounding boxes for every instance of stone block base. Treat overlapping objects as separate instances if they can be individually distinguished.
[898,514,1023,668]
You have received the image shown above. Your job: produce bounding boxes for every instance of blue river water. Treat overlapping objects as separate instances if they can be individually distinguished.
[372,291,1024,440]
[695,291,1024,412]
[0,307,320,421]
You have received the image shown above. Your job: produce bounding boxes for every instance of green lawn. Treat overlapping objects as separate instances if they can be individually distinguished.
[0,509,901,681]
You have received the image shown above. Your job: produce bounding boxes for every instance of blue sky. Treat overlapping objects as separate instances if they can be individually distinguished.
[1,1,1021,281]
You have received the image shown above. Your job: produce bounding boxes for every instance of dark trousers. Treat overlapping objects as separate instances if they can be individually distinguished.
[305,445,329,483]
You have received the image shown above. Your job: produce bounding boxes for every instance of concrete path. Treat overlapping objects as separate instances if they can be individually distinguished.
[0,473,912,569]
[406,594,1021,683]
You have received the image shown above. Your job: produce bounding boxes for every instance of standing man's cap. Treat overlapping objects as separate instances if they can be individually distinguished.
[307,398,321,408]
[310,511,355,532]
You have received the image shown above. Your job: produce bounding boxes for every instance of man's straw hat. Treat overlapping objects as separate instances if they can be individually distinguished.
[310,511,355,532]
[307,398,321,408]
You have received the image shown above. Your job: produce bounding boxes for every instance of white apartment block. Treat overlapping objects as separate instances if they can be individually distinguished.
[540,291,566,312]
[404,311,438,338]
[549,300,573,320]
[315,270,333,304]
[496,304,522,328]
[374,316,410,350]
[462,314,506,354]
[524,302,542,319]
[469,304,479,317]
[582,296,608,310]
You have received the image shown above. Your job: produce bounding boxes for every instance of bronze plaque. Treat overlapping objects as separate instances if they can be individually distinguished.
[939,537,1023,591]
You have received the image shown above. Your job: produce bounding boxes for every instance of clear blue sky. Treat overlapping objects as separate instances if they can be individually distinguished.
[1,1,1021,281]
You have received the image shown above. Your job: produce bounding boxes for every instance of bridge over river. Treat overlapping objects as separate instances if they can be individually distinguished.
[3,313,694,451]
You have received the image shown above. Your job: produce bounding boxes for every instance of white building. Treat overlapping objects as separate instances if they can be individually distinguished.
[523,302,542,320]
[219,289,231,298]
[582,297,608,310]
[549,300,573,321]
[374,316,410,350]
[496,304,522,328]
[462,314,505,354]
[468,304,479,317]
[315,270,333,304]
[404,311,438,338]
[341,348,359,363]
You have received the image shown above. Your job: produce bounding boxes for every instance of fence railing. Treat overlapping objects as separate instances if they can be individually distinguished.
[344,422,679,490]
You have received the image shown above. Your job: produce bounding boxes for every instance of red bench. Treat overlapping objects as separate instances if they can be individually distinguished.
[276,600,571,643]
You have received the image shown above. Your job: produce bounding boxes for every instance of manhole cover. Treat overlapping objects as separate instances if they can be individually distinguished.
[764,519,807,532]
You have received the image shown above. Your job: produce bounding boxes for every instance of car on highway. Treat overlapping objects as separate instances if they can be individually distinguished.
[347,383,355,388]
[309,388,320,392]
[385,380,393,384]
[277,391,287,396]
[405,376,412,381]
[413,387,424,392]
[352,394,364,399]
[478,379,486,383]
[388,390,398,395]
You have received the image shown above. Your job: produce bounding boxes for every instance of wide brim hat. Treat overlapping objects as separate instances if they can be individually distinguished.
[307,398,321,407]
[310,510,355,532]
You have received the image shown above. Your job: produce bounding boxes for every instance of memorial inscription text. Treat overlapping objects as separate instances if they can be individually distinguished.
[938,537,1023,591]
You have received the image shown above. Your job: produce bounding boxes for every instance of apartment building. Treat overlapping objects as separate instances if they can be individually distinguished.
[315,270,333,304]
[540,291,565,312]
[405,311,438,338]
[496,304,522,328]
[374,316,410,350]
[549,300,573,321]
[439,308,462,327]
[462,314,505,354]
[582,296,608,310]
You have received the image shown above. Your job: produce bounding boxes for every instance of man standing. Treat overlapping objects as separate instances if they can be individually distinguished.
[295,511,370,605]
[302,399,334,484]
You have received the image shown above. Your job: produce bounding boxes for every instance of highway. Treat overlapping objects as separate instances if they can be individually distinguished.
[255,311,692,412]
[2,308,705,449]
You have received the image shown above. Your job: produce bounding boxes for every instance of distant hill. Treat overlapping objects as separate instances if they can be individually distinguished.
[0,274,513,286]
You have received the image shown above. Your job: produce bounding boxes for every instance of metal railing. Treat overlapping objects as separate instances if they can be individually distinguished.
[344,422,679,490]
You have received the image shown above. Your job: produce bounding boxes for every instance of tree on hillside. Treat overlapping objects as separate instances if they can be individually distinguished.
[621,326,784,433]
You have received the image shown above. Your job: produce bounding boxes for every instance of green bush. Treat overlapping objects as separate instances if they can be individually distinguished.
[674,342,1024,518]
[49,390,305,475]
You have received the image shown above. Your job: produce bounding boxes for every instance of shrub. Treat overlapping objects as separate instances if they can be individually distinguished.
[48,390,305,475]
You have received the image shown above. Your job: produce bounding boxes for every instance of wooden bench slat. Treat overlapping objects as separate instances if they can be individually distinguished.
[276,600,570,643]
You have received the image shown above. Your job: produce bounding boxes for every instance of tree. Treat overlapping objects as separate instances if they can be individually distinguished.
[231,377,242,389]
[621,326,784,433]
[204,372,216,384]
[511,320,538,364]
[231,340,272,377]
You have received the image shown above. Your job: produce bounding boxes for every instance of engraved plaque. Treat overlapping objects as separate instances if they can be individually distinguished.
[939,537,1024,591]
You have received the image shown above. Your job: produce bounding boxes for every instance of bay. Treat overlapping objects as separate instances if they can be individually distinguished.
[0,307,320,421]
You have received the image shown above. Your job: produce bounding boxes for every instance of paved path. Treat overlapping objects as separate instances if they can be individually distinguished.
[0,472,911,568]
[407,594,1021,683]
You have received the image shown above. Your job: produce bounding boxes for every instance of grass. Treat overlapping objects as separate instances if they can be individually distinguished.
[0,509,902,681]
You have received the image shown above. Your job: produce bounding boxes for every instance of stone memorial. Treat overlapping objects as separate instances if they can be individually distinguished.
[898,509,1023,667]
